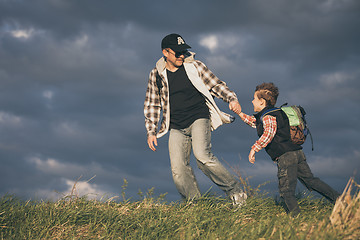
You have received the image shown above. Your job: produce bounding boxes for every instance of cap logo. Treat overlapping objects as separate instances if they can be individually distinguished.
[177,37,185,45]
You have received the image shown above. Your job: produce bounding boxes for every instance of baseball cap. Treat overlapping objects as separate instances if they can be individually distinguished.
[161,33,191,52]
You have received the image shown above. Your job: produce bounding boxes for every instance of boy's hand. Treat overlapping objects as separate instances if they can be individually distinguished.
[249,149,256,164]
[229,101,242,115]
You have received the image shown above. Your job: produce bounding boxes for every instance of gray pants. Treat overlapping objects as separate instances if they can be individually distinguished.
[277,150,340,214]
[168,118,242,199]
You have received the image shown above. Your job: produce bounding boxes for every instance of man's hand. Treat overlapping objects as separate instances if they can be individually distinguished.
[229,101,242,115]
[249,149,256,164]
[147,135,158,151]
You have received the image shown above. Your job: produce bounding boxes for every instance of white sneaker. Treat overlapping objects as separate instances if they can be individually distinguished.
[230,192,247,207]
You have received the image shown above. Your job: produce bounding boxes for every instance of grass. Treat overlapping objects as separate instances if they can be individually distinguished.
[0,178,359,239]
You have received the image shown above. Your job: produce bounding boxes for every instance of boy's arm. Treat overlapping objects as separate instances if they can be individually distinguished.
[251,115,277,152]
[238,112,256,128]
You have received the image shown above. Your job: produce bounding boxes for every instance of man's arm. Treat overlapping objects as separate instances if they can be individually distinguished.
[194,60,238,103]
[144,69,162,150]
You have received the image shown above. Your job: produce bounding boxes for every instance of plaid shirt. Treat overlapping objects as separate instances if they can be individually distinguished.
[144,54,238,138]
[241,113,277,152]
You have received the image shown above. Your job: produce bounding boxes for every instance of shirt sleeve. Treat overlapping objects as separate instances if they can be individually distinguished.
[144,69,162,137]
[194,60,238,103]
[240,113,257,128]
[252,115,277,152]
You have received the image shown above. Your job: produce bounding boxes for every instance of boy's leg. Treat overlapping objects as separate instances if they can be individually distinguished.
[296,150,340,203]
[190,118,244,198]
[277,151,301,215]
[169,128,201,200]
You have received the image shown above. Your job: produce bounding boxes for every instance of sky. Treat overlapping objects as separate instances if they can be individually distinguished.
[0,0,359,202]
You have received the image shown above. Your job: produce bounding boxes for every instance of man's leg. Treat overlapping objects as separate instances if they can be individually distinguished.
[296,150,340,203]
[169,128,201,200]
[191,118,244,199]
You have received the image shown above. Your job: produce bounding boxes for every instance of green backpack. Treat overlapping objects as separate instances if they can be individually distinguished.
[261,103,314,150]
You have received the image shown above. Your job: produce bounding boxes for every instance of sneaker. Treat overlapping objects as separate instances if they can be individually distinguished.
[230,192,247,207]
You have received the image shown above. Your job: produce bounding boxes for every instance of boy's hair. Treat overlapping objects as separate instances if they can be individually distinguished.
[255,82,279,106]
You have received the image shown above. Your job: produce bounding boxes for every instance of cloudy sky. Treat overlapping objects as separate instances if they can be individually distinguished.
[1,0,359,202]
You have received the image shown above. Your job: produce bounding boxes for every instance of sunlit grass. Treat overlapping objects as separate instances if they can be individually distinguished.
[0,178,358,239]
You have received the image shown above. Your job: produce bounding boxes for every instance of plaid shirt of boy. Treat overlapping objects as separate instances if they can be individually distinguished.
[241,113,277,152]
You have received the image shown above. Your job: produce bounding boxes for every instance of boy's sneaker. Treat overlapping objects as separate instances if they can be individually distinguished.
[230,192,247,207]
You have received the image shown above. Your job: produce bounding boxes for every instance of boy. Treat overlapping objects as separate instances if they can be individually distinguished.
[238,82,339,215]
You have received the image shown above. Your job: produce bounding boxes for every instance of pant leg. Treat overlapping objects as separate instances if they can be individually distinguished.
[277,151,301,214]
[191,118,242,196]
[169,127,201,200]
[296,150,340,203]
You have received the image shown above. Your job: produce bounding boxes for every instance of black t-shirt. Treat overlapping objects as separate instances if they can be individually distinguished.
[167,65,209,129]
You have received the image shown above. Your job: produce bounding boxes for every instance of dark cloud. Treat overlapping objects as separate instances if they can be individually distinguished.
[0,0,359,202]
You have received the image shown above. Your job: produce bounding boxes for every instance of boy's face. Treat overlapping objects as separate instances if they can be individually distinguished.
[252,91,266,112]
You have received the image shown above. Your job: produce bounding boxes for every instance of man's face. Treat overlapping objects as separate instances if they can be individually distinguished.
[163,48,187,70]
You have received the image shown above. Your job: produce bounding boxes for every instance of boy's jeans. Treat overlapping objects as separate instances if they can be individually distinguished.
[277,150,340,215]
[168,118,242,199]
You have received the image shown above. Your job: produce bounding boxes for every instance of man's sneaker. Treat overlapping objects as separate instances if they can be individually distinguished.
[230,192,247,207]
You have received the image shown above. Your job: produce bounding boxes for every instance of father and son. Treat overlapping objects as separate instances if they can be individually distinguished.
[144,33,339,215]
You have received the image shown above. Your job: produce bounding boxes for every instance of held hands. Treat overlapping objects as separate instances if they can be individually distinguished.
[147,135,158,151]
[229,101,242,115]
[249,149,256,164]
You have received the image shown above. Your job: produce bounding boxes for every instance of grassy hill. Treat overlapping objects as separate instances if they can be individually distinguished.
[0,178,359,239]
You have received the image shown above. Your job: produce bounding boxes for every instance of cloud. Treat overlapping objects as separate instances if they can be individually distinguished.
[309,150,360,178]
[0,111,22,127]
[10,28,34,39]
[27,155,127,180]
[28,156,86,176]
[319,71,357,89]
[42,90,54,100]
[0,0,359,202]
[320,0,357,12]
[34,177,113,201]
[52,121,86,139]
[199,35,218,52]
[2,22,46,41]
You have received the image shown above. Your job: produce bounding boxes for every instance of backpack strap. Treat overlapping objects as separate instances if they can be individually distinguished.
[155,71,163,92]
[260,108,281,122]
[308,128,314,151]
[280,102,288,108]
[261,103,288,121]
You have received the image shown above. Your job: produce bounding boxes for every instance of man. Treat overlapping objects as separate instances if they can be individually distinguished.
[144,33,247,206]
